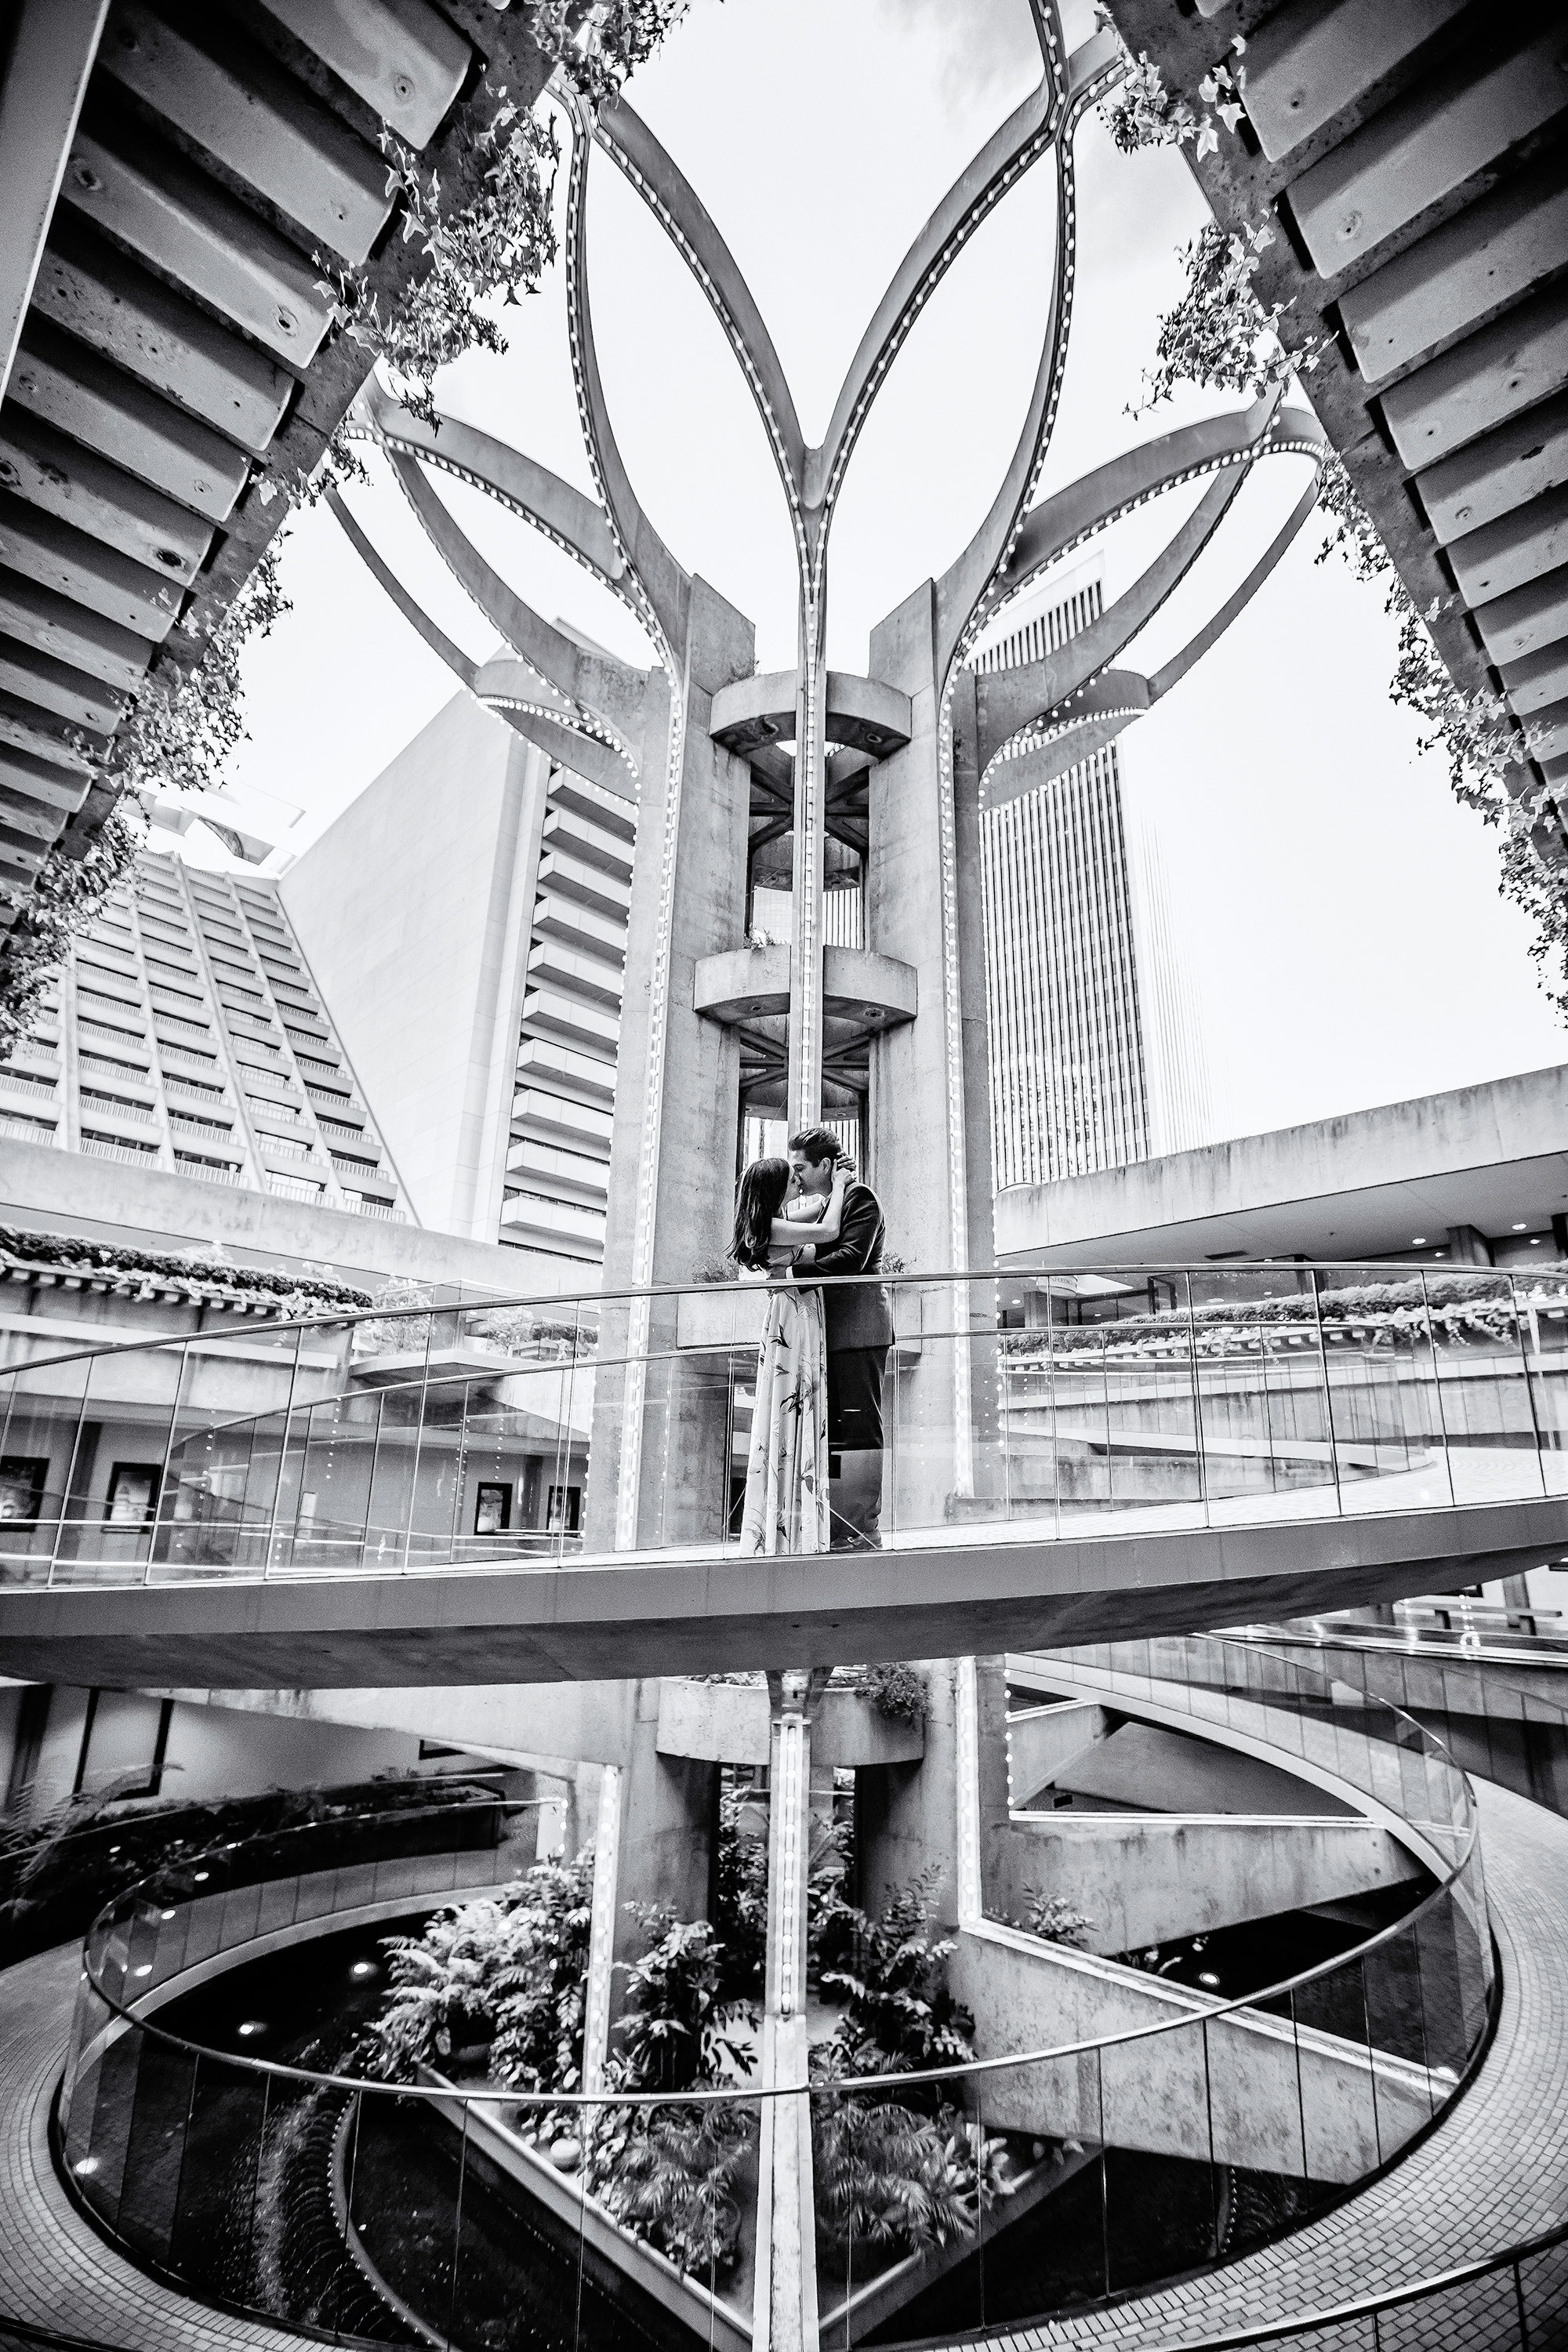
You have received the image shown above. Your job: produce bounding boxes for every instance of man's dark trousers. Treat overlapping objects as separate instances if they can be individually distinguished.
[809,1180,892,1548]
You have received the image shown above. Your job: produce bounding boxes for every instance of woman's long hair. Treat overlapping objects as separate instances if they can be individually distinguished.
[731,1156,790,1271]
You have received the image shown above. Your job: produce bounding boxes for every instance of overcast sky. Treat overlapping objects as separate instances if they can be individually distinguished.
[167,0,1566,1142]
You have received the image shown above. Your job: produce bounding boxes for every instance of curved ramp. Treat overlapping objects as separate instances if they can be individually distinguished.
[0,1493,1561,1689]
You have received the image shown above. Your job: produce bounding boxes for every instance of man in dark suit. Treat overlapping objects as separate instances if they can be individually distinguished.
[787,1124,892,1549]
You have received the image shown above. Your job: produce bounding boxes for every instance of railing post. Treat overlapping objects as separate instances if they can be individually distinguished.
[581,1762,621,2095]
[144,1338,191,1587]
[753,1668,828,2352]
[1309,1268,1341,1515]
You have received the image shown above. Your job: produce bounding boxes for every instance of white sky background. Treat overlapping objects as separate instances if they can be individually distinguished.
[171,0,1567,1142]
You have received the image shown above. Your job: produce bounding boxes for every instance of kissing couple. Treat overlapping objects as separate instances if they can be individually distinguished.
[730,1124,891,1555]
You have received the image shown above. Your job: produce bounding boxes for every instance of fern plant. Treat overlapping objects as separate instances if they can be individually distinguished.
[588,1902,758,2280]
[611,1904,754,2092]
[815,1869,975,2082]
[362,1847,593,2085]
[810,1875,1001,2267]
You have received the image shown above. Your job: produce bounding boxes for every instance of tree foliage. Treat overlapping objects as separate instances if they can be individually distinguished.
[809,1875,1002,2263]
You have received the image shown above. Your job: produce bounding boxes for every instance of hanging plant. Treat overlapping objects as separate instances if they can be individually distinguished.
[0,2,691,1039]
[1101,40,1565,1013]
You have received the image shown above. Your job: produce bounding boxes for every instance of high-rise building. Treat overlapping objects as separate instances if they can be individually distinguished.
[0,848,412,1221]
[975,575,1212,1192]
[278,691,630,1269]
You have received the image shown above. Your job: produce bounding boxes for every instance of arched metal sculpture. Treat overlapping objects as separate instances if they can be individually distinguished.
[332,1,1327,1543]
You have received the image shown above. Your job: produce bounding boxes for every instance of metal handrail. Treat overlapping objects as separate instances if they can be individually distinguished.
[6,1255,1563,1381]
[74,1634,1480,2109]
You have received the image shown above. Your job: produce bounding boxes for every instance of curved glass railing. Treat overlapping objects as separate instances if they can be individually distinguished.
[2,1258,1565,1587]
[56,1635,1495,2345]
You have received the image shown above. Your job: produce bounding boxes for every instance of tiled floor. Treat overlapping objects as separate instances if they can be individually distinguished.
[0,1780,1564,2351]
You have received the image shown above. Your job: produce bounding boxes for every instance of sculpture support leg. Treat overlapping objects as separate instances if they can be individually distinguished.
[753,1669,827,2352]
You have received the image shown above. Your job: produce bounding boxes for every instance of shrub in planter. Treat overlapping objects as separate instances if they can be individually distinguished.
[1023,1892,1095,1950]
[589,1902,758,2279]
[809,1875,1003,2266]
[364,1848,594,2085]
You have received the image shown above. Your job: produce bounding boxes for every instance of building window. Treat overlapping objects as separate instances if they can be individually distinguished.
[105,1464,161,1524]
[474,1483,511,1535]
[0,1456,47,1523]
[546,1484,580,1534]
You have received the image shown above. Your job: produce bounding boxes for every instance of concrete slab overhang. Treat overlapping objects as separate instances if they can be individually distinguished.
[995,1062,1568,1266]
[693,942,916,1031]
[1,1494,1560,1691]
[1100,1,1568,852]
[708,670,913,761]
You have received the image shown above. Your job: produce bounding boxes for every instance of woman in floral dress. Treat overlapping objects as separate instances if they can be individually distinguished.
[731,1154,849,1555]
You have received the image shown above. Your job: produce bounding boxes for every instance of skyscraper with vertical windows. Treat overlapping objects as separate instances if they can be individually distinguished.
[975,575,1211,1192]
[0,848,412,1220]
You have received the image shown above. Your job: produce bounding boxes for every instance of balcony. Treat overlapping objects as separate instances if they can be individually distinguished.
[536,846,632,922]
[506,1136,610,1204]
[541,802,635,880]
[266,1171,323,1202]
[522,985,619,1060]
[80,1091,158,1128]
[526,935,623,1010]
[176,1156,242,1185]
[499,1189,606,1255]
[81,1133,157,1165]
[516,1036,616,1105]
[511,1086,613,1153]
[0,1071,57,1106]
[0,1109,56,1145]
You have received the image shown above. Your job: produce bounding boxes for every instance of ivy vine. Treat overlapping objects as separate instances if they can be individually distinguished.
[0,0,689,1046]
[1099,38,1566,1014]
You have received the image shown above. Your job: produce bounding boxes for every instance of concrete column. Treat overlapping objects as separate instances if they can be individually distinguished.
[586,580,755,1552]
[752,1668,828,2352]
[866,589,998,1523]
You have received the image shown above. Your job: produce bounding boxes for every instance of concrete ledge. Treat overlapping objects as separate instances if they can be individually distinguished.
[693,942,916,1030]
[994,1062,1568,1266]
[0,1135,579,1297]
[0,1494,1562,1687]
[655,1677,924,1766]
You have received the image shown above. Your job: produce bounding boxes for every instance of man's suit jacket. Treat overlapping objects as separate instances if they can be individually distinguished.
[808,1181,894,1353]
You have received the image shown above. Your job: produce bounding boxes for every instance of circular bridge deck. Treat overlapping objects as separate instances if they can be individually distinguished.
[1,1777,1563,2352]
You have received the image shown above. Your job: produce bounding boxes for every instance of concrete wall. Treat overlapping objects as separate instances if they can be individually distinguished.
[997,1813,1420,1955]
[3,1682,423,1814]
[280,693,545,1244]
[995,1062,1568,1266]
[0,1134,564,1298]
[949,1920,1431,2183]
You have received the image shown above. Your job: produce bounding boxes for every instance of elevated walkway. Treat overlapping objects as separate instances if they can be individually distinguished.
[0,1492,1560,1688]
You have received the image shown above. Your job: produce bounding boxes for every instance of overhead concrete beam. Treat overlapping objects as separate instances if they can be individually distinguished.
[0,1,108,407]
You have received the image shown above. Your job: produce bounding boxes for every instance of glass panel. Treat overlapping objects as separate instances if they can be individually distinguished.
[114,2031,198,2264]
[1427,1270,1542,1505]
[1519,2237,1568,2346]
[1360,1924,1433,2147]
[1189,1265,1336,1521]
[1317,1265,1448,1515]
[146,1323,303,1580]
[1519,1265,1568,1494]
